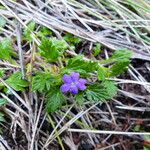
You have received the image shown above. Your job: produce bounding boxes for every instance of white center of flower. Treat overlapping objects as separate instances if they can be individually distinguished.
[71,82,77,86]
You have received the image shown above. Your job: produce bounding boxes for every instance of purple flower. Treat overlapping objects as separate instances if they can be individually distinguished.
[60,72,87,94]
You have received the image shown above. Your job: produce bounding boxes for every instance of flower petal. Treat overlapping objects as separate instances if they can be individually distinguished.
[78,79,87,84]
[62,75,72,83]
[70,85,78,94]
[60,84,71,93]
[71,72,80,82]
[77,83,86,91]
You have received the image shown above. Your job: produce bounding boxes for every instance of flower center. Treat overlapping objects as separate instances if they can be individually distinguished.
[71,81,77,86]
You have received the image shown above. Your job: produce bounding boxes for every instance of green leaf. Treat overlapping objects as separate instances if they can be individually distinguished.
[109,49,132,77]
[6,72,29,91]
[109,61,130,77]
[93,43,102,56]
[65,55,98,75]
[46,89,65,113]
[37,27,52,38]
[23,21,36,41]
[0,69,5,77]
[75,92,85,105]
[100,49,132,77]
[0,17,6,27]
[39,37,68,62]
[63,33,81,45]
[32,71,59,92]
[97,66,109,81]
[111,49,132,62]
[0,112,5,122]
[0,38,14,60]
[0,98,7,106]
[86,81,117,102]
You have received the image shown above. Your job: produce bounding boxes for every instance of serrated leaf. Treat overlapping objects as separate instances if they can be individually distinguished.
[86,81,117,102]
[23,21,36,41]
[39,38,68,62]
[97,66,108,81]
[63,33,81,45]
[37,27,52,38]
[93,43,101,56]
[65,55,98,75]
[6,72,29,91]
[111,49,132,62]
[0,98,7,106]
[103,81,118,98]
[0,17,6,27]
[0,70,5,77]
[0,38,14,60]
[75,92,85,105]
[100,49,132,77]
[109,61,130,77]
[46,89,65,113]
[32,71,59,92]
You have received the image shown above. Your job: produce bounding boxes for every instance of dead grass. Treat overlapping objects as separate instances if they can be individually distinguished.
[0,0,150,150]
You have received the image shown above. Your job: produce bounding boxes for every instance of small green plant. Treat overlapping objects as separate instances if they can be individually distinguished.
[33,37,132,113]
[0,25,132,114]
[23,21,36,42]
[39,37,68,62]
[93,43,102,56]
[0,38,15,61]
[5,72,29,91]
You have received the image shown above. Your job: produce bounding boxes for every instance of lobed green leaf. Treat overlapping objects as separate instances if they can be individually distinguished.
[0,38,14,60]
[39,37,68,62]
[64,55,98,75]
[32,71,60,92]
[86,81,117,102]
[46,89,65,113]
[6,72,29,91]
[23,21,36,42]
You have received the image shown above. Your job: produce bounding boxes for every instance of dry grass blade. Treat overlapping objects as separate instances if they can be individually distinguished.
[0,0,150,149]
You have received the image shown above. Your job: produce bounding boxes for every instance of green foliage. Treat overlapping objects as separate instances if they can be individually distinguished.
[39,38,68,62]
[111,49,132,62]
[109,49,132,77]
[23,21,36,41]
[32,71,60,92]
[0,38,14,60]
[0,17,6,28]
[63,33,81,45]
[86,81,117,102]
[46,89,65,113]
[6,72,29,91]
[64,55,98,75]
[37,27,52,38]
[97,66,109,81]
[0,98,7,106]
[109,61,130,77]
[75,92,85,105]
[0,112,5,122]
[100,49,132,77]
[0,70,5,77]
[93,43,102,56]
